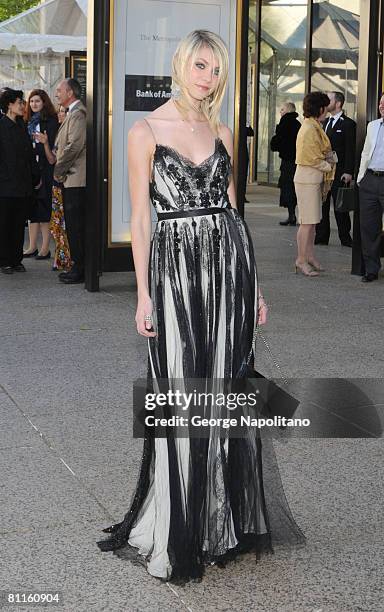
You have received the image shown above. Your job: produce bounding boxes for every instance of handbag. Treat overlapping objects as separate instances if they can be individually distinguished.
[335,182,358,212]
[241,328,300,423]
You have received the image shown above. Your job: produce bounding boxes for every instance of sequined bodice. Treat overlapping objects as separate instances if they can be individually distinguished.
[150,138,232,214]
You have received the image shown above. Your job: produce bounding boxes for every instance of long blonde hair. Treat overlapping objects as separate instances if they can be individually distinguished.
[171,30,229,134]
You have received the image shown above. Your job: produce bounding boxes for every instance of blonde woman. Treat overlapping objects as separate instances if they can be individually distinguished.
[294,92,336,276]
[97,30,304,582]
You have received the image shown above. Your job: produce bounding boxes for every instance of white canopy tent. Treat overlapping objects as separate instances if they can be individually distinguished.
[0,0,87,98]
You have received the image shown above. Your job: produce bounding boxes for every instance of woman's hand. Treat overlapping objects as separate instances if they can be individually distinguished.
[136,295,157,337]
[325,150,337,165]
[34,130,48,145]
[258,296,268,325]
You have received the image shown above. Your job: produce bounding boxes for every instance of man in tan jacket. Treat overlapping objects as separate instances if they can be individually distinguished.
[54,78,86,284]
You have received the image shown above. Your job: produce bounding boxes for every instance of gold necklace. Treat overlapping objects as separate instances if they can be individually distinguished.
[182,112,207,134]
[182,118,200,134]
[174,99,205,134]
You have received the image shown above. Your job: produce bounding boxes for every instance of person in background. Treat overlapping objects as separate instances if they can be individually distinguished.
[270,101,301,226]
[23,89,59,259]
[294,92,336,277]
[356,93,384,283]
[243,124,254,203]
[0,88,40,274]
[34,105,71,271]
[54,78,86,284]
[315,91,356,247]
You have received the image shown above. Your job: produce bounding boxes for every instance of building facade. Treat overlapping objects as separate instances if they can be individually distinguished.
[249,0,361,184]
[0,0,382,289]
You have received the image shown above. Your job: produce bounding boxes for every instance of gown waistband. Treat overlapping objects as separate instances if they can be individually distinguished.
[157,206,232,221]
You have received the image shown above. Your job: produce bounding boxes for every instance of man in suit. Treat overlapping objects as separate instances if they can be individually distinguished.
[356,94,384,283]
[315,91,356,247]
[54,78,86,284]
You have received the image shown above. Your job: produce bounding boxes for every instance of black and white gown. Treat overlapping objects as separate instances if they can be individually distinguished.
[97,127,305,582]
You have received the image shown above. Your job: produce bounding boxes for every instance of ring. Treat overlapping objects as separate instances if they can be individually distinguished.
[144,315,152,321]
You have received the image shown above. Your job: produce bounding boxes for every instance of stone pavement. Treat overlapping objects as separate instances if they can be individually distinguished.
[1,187,383,612]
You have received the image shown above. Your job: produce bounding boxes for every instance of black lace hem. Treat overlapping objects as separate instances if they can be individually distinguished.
[98,528,282,584]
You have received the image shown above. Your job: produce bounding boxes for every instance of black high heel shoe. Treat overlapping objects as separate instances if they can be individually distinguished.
[23,249,38,258]
[279,214,296,226]
[35,251,51,260]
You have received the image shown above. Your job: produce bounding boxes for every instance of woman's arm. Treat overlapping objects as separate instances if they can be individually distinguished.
[219,124,237,210]
[34,131,56,164]
[128,121,156,337]
[311,158,333,173]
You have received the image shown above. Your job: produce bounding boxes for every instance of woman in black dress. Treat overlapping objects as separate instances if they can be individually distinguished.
[270,102,301,226]
[97,30,305,583]
[23,89,58,260]
[0,88,39,274]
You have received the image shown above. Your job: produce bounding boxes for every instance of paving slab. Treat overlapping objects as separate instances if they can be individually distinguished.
[1,439,107,533]
[1,191,383,611]
[0,523,188,612]
[0,393,37,447]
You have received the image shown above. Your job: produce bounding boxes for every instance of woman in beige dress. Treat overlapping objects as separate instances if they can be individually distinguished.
[294,92,336,276]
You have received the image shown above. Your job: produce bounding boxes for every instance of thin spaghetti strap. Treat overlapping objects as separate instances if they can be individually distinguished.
[143,118,157,145]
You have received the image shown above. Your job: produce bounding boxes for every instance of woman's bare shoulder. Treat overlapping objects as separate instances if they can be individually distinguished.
[128,119,155,155]
[130,104,180,148]
[218,123,233,139]
[218,124,233,154]
[129,119,151,139]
